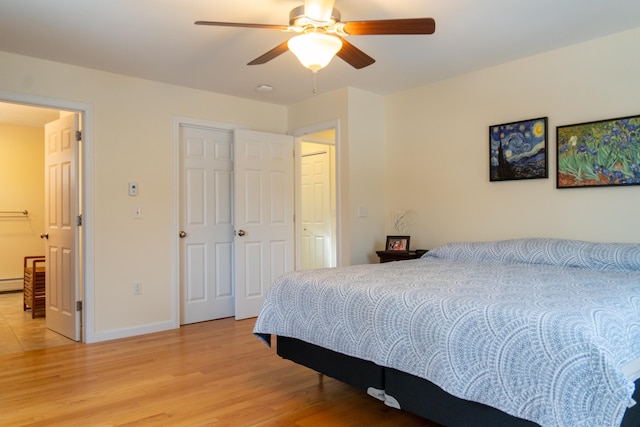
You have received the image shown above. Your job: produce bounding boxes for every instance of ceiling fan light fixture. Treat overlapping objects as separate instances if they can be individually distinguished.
[287,32,342,72]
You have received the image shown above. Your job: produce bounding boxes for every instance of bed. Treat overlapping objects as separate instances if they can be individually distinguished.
[253,238,640,427]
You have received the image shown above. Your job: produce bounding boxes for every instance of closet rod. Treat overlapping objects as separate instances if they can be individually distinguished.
[0,210,28,215]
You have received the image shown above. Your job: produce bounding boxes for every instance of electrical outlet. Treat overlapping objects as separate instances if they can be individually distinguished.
[133,281,142,295]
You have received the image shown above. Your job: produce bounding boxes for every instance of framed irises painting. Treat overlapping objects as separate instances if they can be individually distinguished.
[490,117,548,181]
[557,114,640,188]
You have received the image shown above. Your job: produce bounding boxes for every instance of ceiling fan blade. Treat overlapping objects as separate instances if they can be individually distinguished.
[247,41,290,65]
[195,21,289,31]
[336,39,375,69]
[342,18,436,35]
[304,0,336,22]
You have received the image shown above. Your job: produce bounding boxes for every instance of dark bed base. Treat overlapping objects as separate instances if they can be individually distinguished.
[277,336,640,427]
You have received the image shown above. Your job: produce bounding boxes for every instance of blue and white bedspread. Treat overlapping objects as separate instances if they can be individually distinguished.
[253,238,640,427]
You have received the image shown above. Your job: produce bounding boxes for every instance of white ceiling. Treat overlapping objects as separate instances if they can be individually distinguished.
[1,0,640,111]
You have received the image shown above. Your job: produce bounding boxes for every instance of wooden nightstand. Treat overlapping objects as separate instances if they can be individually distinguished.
[376,250,426,263]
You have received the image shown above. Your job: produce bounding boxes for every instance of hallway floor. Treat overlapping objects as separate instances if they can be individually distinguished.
[0,291,75,356]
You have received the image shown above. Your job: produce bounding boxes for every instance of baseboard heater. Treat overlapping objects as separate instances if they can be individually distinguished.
[0,277,23,292]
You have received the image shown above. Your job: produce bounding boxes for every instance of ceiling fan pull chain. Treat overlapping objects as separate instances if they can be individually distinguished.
[313,72,318,94]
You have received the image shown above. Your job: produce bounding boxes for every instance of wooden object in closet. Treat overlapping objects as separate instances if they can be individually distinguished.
[23,256,46,318]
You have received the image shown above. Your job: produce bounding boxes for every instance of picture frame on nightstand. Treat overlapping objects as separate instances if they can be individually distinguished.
[386,235,410,251]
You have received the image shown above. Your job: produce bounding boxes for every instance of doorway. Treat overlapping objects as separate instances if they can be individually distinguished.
[0,92,93,346]
[298,132,337,269]
[294,121,340,271]
[173,118,339,324]
[174,118,295,325]
[0,291,75,355]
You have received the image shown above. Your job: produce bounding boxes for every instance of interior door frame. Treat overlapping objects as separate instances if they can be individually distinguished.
[171,116,248,328]
[293,120,342,269]
[0,90,94,343]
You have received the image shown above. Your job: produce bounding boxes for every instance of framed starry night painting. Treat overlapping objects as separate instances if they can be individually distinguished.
[489,117,548,181]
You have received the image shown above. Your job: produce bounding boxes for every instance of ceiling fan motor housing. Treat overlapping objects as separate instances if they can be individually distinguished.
[195,6,435,70]
[289,5,341,27]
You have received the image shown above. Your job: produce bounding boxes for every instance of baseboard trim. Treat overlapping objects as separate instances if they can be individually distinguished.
[89,320,177,343]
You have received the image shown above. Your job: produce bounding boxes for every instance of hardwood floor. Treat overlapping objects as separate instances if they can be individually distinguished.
[0,316,440,426]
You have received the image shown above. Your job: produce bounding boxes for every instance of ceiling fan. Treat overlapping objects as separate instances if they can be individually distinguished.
[195,0,436,72]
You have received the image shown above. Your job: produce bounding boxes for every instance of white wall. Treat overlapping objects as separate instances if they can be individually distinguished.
[385,28,640,249]
[1,51,287,341]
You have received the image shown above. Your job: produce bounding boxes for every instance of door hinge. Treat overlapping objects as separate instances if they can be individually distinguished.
[76,130,82,142]
[76,301,82,311]
[76,214,83,226]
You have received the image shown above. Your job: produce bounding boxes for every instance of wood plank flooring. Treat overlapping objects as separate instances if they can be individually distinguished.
[0,316,440,426]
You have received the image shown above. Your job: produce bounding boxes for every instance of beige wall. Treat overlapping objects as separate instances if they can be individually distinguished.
[1,51,287,341]
[346,88,387,263]
[288,87,387,265]
[0,123,45,289]
[1,25,638,342]
[385,28,640,249]
[289,89,351,266]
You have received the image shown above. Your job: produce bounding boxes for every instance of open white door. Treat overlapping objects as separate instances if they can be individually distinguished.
[234,129,294,319]
[179,125,234,324]
[300,150,333,269]
[44,114,80,341]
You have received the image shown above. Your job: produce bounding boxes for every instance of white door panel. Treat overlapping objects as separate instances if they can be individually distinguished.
[234,129,294,320]
[44,114,80,341]
[300,151,332,269]
[180,126,234,324]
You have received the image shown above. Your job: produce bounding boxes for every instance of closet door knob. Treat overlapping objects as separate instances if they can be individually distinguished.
[40,233,49,239]
[179,231,187,238]
[237,229,246,237]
